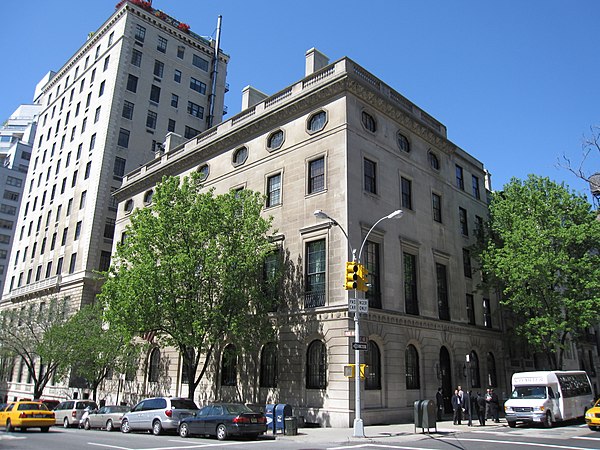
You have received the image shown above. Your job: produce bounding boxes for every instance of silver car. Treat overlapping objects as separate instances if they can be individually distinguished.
[53,400,99,428]
[121,397,198,435]
[83,405,130,431]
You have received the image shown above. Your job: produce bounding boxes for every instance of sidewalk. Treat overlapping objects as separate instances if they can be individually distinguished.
[274,418,506,443]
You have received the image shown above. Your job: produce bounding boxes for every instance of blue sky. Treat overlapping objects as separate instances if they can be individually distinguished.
[1,0,598,200]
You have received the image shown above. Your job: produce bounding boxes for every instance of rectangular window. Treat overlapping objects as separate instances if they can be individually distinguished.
[157,36,167,53]
[94,106,101,123]
[189,77,207,94]
[66,199,72,216]
[99,251,111,272]
[364,158,377,194]
[153,60,164,78]
[459,207,468,236]
[401,177,412,210]
[462,248,472,278]
[82,117,87,133]
[79,191,87,209]
[305,239,325,308]
[475,215,484,242]
[184,126,199,139]
[98,80,105,97]
[131,49,142,67]
[122,100,134,119]
[466,294,476,325]
[192,54,209,71]
[114,157,126,179]
[404,252,418,315]
[135,24,146,42]
[6,177,22,187]
[187,101,204,118]
[45,262,53,278]
[89,133,96,151]
[167,119,176,132]
[171,94,179,108]
[308,157,325,194]
[483,298,492,328]
[118,128,130,148]
[174,69,181,83]
[3,191,19,202]
[456,164,464,190]
[472,175,480,199]
[150,85,161,103]
[266,173,281,207]
[146,111,157,129]
[364,241,381,309]
[69,253,77,274]
[61,228,68,246]
[84,161,91,179]
[56,257,63,275]
[177,46,185,59]
[126,74,138,93]
[74,221,82,240]
[104,218,115,239]
[436,263,450,320]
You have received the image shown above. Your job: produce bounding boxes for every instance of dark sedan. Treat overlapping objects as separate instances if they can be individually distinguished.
[178,403,267,440]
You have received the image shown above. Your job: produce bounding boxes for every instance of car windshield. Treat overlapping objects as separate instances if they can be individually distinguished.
[511,386,547,399]
[224,404,254,414]
[170,399,198,410]
[18,403,47,411]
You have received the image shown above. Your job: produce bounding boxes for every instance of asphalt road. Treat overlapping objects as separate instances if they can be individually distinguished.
[0,421,599,450]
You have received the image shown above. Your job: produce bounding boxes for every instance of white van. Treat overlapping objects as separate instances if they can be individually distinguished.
[504,371,594,428]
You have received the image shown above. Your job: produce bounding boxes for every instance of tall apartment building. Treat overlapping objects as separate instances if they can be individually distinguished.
[0,0,228,400]
[0,104,43,297]
[111,49,508,426]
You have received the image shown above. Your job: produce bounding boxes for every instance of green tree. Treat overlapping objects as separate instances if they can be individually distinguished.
[99,173,276,399]
[60,303,143,401]
[0,297,70,399]
[477,175,600,369]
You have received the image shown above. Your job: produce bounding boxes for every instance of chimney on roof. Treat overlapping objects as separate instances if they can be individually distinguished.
[241,85,268,110]
[305,48,329,76]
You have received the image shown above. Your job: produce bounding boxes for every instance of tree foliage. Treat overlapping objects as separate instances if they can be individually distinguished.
[59,302,143,401]
[477,175,600,369]
[99,173,277,399]
[0,297,71,399]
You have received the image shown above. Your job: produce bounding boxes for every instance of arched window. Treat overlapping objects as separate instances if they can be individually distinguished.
[308,111,327,133]
[143,189,153,204]
[124,199,133,213]
[397,132,410,153]
[267,130,284,150]
[148,347,160,383]
[232,146,248,166]
[365,341,381,390]
[306,340,327,389]
[487,352,497,387]
[469,350,481,388]
[259,342,278,388]
[221,344,237,386]
[428,151,440,170]
[361,111,376,132]
[405,344,420,389]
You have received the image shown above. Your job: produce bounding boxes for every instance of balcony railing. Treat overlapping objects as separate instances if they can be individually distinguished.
[7,276,62,302]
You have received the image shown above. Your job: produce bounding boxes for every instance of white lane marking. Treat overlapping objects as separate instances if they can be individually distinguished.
[89,440,277,450]
[328,445,441,450]
[441,437,599,450]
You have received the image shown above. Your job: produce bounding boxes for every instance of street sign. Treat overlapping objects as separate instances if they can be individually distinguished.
[358,298,369,314]
[348,298,357,312]
[344,330,355,337]
[352,342,368,351]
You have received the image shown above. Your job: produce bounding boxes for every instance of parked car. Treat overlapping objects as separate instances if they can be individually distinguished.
[0,401,55,432]
[39,399,60,411]
[53,400,99,428]
[121,397,198,435]
[84,405,130,431]
[585,398,600,431]
[178,403,267,440]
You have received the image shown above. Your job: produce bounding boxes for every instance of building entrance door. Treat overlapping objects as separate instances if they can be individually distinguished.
[440,346,452,414]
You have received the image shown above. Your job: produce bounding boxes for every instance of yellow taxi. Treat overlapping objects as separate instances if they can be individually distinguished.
[585,399,600,431]
[0,401,55,432]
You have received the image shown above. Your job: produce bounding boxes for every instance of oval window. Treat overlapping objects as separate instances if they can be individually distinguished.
[397,132,410,153]
[267,130,284,150]
[361,111,376,132]
[232,147,248,166]
[124,199,134,213]
[198,164,209,181]
[428,151,440,170]
[308,111,327,133]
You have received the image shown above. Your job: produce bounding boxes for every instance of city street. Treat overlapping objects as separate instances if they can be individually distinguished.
[1,420,599,450]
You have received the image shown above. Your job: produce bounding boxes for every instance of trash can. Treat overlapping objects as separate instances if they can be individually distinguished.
[265,404,275,432]
[275,404,292,434]
[284,416,298,435]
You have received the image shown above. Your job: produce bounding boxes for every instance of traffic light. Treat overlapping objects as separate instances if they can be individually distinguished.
[345,262,359,290]
[356,263,369,292]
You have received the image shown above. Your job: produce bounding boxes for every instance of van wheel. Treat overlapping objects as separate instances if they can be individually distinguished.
[121,419,130,433]
[508,421,516,428]
[544,412,553,428]
[152,420,162,436]
[63,418,70,428]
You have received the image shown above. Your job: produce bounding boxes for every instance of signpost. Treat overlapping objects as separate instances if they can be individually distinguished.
[352,342,368,351]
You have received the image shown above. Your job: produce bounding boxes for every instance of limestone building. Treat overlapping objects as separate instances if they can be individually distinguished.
[112,49,507,426]
[0,0,228,401]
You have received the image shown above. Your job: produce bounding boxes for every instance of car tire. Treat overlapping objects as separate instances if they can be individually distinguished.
[179,423,189,438]
[105,420,113,432]
[216,423,227,441]
[40,427,50,433]
[121,419,130,434]
[63,418,70,428]
[5,420,12,432]
[508,421,516,428]
[84,419,91,430]
[544,412,553,428]
[152,420,162,436]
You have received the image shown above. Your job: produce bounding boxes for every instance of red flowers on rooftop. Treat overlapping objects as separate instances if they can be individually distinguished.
[177,23,190,32]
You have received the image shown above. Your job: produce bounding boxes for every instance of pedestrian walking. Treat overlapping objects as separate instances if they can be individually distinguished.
[451,389,462,425]
[463,390,472,426]
[490,389,500,423]
[436,387,443,421]
[476,392,486,426]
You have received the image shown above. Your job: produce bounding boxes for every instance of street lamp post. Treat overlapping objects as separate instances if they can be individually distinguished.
[313,209,403,437]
